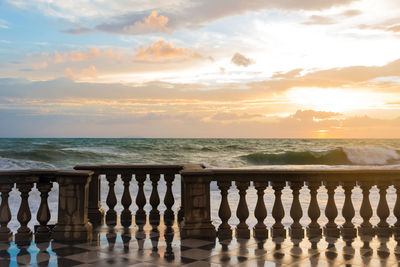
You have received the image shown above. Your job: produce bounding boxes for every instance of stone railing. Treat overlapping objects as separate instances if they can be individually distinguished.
[74,164,204,227]
[180,168,400,242]
[0,170,93,243]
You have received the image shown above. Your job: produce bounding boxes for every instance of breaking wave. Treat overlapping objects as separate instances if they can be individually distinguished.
[240,146,400,165]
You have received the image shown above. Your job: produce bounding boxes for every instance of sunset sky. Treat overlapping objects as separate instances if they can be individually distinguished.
[1,0,400,138]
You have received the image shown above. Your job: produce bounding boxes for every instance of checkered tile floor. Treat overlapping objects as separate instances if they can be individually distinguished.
[2,222,400,266]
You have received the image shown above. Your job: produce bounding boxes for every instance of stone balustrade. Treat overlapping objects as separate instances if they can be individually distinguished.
[180,168,400,242]
[0,170,93,243]
[74,164,204,227]
[2,166,400,245]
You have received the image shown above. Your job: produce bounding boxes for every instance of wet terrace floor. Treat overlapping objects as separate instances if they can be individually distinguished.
[2,221,400,267]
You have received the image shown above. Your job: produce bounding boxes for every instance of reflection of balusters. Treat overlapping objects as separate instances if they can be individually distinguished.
[289,181,303,239]
[340,181,356,239]
[236,181,250,238]
[307,180,322,238]
[149,174,161,224]
[323,181,339,237]
[0,183,13,241]
[36,182,53,241]
[15,183,33,244]
[376,182,391,237]
[121,173,132,227]
[254,182,268,239]
[135,173,147,224]
[217,181,232,239]
[271,181,286,238]
[164,173,175,225]
[105,174,118,226]
[358,181,374,236]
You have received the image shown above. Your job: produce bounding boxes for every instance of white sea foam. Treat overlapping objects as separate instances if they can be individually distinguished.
[342,146,400,165]
[0,156,56,170]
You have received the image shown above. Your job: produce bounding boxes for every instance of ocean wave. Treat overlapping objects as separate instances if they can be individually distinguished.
[240,146,400,165]
[0,156,56,170]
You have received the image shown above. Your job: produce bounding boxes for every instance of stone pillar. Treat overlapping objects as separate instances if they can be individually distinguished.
[52,171,93,242]
[180,173,216,239]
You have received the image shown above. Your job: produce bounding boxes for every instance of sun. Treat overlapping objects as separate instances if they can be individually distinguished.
[286,87,387,113]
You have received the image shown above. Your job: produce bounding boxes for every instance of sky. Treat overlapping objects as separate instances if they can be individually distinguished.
[0,0,400,138]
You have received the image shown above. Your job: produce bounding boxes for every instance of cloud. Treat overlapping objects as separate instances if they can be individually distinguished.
[0,18,8,29]
[65,65,97,79]
[50,47,122,63]
[134,39,202,61]
[122,11,169,34]
[231,53,254,67]
[272,68,303,79]
[358,17,400,34]
[302,9,362,25]
[302,15,336,25]
[289,110,341,120]
[6,0,359,35]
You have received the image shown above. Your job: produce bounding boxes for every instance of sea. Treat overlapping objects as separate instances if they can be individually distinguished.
[1,138,400,231]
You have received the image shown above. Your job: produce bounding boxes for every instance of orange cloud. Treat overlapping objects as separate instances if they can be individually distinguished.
[52,47,121,63]
[123,11,168,34]
[65,65,97,79]
[135,39,201,61]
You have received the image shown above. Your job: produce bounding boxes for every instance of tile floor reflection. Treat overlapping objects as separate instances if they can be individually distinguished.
[1,222,400,266]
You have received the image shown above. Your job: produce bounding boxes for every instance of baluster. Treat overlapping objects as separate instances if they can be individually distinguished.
[358,181,374,236]
[254,182,268,239]
[271,181,286,238]
[306,180,322,238]
[121,173,132,227]
[105,174,118,226]
[35,182,53,241]
[135,173,147,224]
[323,181,340,237]
[0,184,13,241]
[217,181,232,239]
[178,178,184,223]
[236,181,250,238]
[376,182,391,237]
[149,174,161,224]
[164,173,175,225]
[393,181,400,243]
[15,183,33,244]
[289,181,304,239]
[340,181,356,239]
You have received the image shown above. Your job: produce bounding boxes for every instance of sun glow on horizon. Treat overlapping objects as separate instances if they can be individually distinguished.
[286,87,390,113]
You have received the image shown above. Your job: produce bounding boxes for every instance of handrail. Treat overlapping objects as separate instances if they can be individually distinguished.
[0,169,93,244]
[180,167,400,240]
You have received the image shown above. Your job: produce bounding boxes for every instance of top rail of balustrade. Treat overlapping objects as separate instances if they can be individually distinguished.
[0,169,93,183]
[180,168,400,183]
[74,163,204,175]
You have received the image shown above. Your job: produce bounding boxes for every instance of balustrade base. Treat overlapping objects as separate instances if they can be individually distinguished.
[358,226,375,236]
[253,228,268,239]
[88,207,105,226]
[307,227,322,238]
[271,228,286,238]
[217,228,232,239]
[0,231,13,242]
[15,231,33,245]
[236,228,250,239]
[392,227,400,241]
[289,227,304,239]
[52,223,93,242]
[180,222,216,239]
[35,232,51,242]
[323,227,340,238]
[375,226,392,237]
[340,227,357,239]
